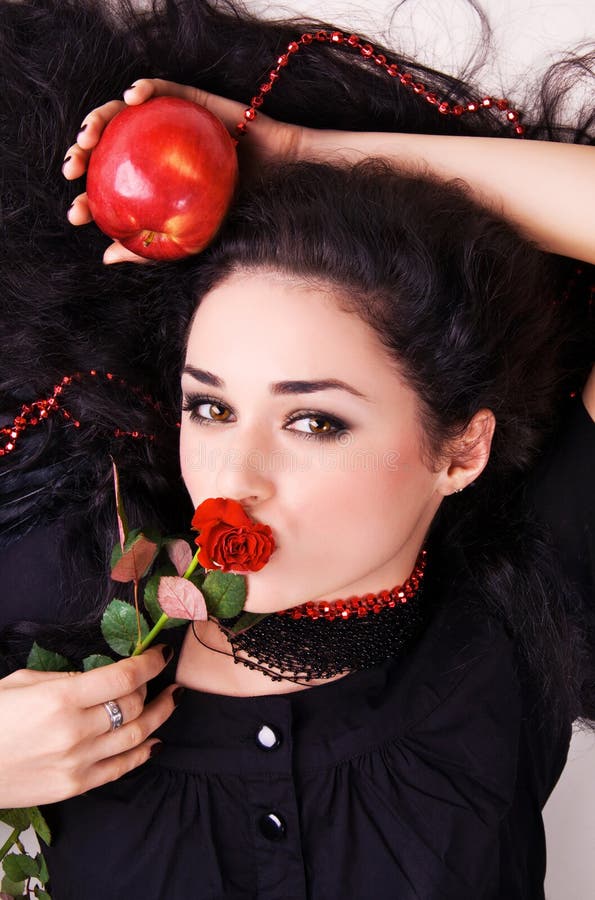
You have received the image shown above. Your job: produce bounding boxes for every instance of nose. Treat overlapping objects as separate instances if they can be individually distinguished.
[214,429,276,508]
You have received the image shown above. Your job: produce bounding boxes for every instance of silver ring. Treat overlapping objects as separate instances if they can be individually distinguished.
[103,699,124,731]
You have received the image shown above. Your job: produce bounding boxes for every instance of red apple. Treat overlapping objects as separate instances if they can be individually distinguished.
[86,96,238,261]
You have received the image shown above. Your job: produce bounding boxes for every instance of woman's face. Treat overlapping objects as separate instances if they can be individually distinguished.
[180,268,450,613]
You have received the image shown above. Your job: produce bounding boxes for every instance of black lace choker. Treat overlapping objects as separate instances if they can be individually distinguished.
[192,549,431,685]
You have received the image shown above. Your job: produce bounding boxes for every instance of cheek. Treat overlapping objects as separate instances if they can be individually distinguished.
[289,445,433,547]
[179,423,206,505]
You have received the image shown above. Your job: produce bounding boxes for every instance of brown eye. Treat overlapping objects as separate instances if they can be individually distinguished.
[289,416,334,435]
[182,395,235,424]
[307,417,332,434]
[284,410,349,440]
[206,402,231,421]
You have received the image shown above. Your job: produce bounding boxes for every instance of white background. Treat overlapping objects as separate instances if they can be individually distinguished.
[252,0,594,113]
[2,2,594,898]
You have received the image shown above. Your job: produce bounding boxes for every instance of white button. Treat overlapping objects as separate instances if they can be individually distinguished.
[256,724,281,750]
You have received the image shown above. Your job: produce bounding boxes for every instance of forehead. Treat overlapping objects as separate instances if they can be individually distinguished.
[187,269,386,371]
[184,269,422,429]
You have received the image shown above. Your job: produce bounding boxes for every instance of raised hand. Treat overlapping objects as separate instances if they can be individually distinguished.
[62,78,303,264]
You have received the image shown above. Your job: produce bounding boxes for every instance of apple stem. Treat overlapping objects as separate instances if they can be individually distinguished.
[143,230,155,247]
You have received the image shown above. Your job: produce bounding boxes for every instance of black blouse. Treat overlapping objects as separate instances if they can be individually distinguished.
[1,396,593,900]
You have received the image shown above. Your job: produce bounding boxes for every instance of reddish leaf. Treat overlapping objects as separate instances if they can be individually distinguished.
[112,459,129,550]
[111,533,159,583]
[157,576,208,621]
[166,539,194,577]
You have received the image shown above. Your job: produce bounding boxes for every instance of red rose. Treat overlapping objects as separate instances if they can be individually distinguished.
[191,498,276,572]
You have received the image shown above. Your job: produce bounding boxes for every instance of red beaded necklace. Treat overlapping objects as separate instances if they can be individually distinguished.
[233,29,525,140]
[0,370,173,457]
[277,547,427,621]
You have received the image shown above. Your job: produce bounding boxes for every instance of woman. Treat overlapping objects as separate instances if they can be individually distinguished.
[0,1,594,897]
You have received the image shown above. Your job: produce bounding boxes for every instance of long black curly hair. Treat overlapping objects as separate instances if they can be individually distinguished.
[0,0,593,739]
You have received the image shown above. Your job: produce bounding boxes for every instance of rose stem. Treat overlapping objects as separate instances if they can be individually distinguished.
[0,827,19,861]
[133,580,143,651]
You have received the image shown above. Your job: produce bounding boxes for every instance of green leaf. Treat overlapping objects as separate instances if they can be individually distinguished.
[82,654,115,671]
[201,571,246,618]
[27,807,51,846]
[26,643,73,673]
[34,852,49,884]
[0,873,26,895]
[101,599,150,657]
[143,567,187,629]
[223,611,270,635]
[34,889,52,900]
[0,808,31,832]
[110,529,160,583]
[187,571,206,591]
[3,852,40,880]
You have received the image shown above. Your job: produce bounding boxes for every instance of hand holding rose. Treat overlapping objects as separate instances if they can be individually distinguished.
[0,646,177,807]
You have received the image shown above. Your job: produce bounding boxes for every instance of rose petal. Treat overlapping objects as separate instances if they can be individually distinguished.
[157,576,208,620]
[207,523,275,572]
[191,497,252,532]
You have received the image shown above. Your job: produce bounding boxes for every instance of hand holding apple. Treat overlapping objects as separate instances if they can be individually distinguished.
[63,79,304,264]
[84,96,238,261]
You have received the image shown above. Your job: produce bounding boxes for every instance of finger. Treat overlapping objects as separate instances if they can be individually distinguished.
[62,142,92,181]
[65,644,174,709]
[75,99,126,150]
[2,668,83,688]
[67,192,93,225]
[90,684,181,758]
[122,77,199,105]
[129,78,247,134]
[80,737,164,793]
[103,241,152,266]
[83,686,147,738]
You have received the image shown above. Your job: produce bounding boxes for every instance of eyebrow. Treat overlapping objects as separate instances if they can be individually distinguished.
[182,365,370,401]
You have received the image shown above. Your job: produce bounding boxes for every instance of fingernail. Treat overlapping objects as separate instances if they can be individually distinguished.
[149,742,163,758]
[124,83,137,93]
[173,686,186,706]
[161,645,174,664]
[78,123,88,133]
[62,155,71,167]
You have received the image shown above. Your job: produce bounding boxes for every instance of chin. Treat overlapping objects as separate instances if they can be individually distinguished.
[240,571,296,614]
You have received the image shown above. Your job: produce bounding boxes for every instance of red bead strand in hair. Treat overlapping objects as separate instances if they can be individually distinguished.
[277,547,427,621]
[234,30,525,139]
[0,370,172,458]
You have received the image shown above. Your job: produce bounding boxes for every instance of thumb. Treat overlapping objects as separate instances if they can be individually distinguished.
[103,240,151,266]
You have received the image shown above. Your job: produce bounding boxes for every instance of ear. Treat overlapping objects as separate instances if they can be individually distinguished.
[436,408,496,496]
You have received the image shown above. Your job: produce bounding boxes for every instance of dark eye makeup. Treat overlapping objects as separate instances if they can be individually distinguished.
[181,392,350,441]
